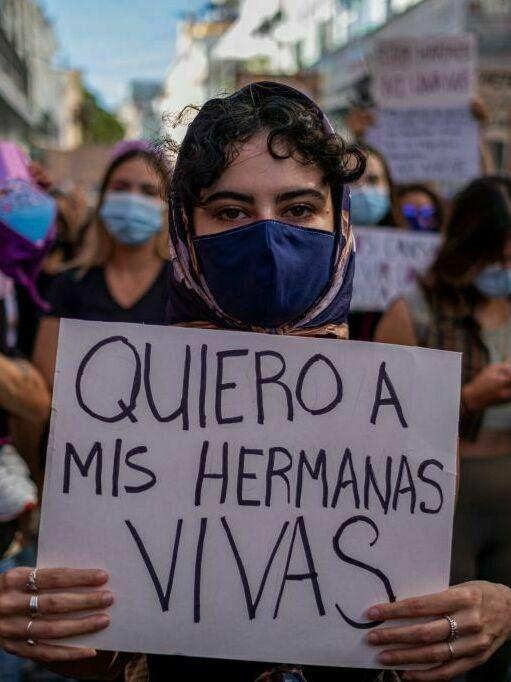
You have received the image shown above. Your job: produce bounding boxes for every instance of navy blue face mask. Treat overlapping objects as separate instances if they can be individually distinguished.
[193,219,335,329]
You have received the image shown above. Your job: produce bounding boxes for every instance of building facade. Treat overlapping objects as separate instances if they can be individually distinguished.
[0,0,77,149]
[158,1,238,141]
[119,80,163,141]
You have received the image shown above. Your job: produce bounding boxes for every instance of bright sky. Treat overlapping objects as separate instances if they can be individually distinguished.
[41,0,207,109]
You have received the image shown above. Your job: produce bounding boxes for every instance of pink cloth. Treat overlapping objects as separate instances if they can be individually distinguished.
[0,142,31,186]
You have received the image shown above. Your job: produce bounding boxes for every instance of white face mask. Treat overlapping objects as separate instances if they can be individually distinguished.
[473,265,511,299]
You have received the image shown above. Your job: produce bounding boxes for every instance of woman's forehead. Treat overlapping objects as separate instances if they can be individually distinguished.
[109,157,159,185]
[202,133,326,198]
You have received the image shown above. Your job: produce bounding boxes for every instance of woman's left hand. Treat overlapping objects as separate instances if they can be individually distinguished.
[365,581,511,681]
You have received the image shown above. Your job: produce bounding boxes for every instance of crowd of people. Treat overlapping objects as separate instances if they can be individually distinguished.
[0,81,509,682]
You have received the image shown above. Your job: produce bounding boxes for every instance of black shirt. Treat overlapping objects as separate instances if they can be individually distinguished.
[47,264,169,325]
[147,655,383,680]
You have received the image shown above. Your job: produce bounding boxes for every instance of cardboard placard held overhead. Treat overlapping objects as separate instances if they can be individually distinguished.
[374,36,476,109]
[38,321,460,669]
[369,35,480,183]
[366,108,480,184]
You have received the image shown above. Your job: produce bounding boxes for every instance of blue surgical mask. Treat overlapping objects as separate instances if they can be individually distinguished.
[473,265,511,299]
[193,220,335,329]
[100,191,162,245]
[350,185,390,226]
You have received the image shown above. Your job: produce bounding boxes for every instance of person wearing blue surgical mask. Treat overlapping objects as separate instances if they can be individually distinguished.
[33,142,170,391]
[348,147,406,341]
[349,147,405,229]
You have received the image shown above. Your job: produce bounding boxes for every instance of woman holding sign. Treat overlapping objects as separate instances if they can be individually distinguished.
[0,84,511,682]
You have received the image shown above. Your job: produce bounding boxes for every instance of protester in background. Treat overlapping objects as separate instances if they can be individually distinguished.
[0,145,52,681]
[0,277,49,682]
[375,175,511,681]
[350,146,405,229]
[348,145,406,340]
[15,187,91,357]
[397,184,444,233]
[33,140,170,390]
[2,83,511,682]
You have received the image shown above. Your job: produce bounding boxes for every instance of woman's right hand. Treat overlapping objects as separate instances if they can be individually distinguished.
[462,362,511,411]
[0,566,112,664]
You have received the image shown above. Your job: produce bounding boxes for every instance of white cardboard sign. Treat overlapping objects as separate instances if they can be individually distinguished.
[374,36,476,109]
[38,320,460,668]
[351,227,441,312]
[366,108,480,183]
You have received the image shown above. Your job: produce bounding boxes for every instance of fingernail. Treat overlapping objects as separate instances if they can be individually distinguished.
[85,649,98,658]
[366,632,379,645]
[367,607,380,620]
[379,653,392,664]
[101,592,114,606]
[96,614,110,627]
[91,570,109,583]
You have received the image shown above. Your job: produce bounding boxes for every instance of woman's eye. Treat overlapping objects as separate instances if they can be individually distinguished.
[217,207,245,220]
[285,205,313,218]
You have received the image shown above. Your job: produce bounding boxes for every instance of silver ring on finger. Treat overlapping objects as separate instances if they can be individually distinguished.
[29,594,40,619]
[26,568,38,593]
[443,614,460,641]
[26,619,36,646]
[447,641,455,660]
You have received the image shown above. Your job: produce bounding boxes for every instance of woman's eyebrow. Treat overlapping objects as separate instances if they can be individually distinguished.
[276,188,326,203]
[202,190,255,205]
[140,183,159,193]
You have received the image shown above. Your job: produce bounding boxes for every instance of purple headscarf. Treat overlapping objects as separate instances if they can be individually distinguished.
[110,139,155,162]
[167,81,355,339]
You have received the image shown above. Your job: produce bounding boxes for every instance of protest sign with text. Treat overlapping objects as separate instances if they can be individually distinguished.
[38,321,460,668]
[374,36,476,109]
[351,226,441,312]
[369,35,479,183]
[366,109,479,184]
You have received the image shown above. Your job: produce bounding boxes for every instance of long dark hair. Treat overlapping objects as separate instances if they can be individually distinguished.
[423,176,511,306]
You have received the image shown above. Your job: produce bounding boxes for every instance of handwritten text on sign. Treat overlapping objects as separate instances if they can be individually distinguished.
[351,227,441,312]
[38,322,460,668]
[375,36,476,109]
[366,108,480,184]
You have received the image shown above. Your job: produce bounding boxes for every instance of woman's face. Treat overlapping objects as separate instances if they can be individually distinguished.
[357,152,389,193]
[106,157,161,198]
[100,156,165,250]
[400,189,434,213]
[193,133,334,237]
[400,189,439,232]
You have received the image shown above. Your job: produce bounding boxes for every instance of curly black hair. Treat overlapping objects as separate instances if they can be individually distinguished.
[166,82,366,217]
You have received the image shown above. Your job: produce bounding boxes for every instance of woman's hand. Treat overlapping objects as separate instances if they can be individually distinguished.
[462,362,511,411]
[366,581,511,680]
[0,566,113,664]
